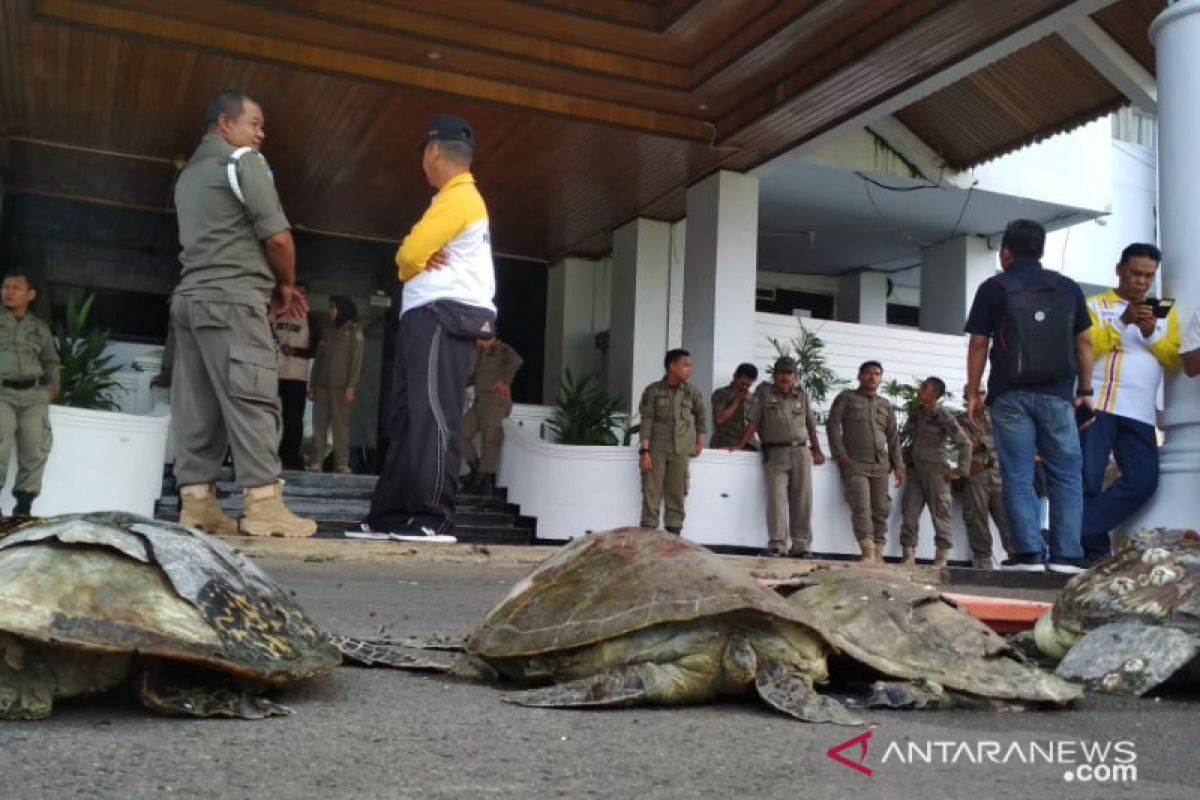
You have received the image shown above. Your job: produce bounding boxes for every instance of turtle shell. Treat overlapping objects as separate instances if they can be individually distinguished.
[0,513,340,685]
[1052,528,1200,638]
[466,528,814,658]
[786,570,1081,703]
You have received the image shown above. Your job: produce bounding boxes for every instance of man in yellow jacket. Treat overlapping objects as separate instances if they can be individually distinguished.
[361,115,497,541]
[1082,243,1180,562]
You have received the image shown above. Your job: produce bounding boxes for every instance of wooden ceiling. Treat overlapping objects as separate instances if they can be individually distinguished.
[0,0,1163,261]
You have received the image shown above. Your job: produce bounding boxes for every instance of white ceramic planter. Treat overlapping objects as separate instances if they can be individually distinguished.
[2,405,170,517]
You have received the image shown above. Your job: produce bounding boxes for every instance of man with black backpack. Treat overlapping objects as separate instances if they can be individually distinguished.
[964,219,1094,574]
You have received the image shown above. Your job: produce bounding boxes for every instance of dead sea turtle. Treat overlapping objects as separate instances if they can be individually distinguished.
[1033,528,1200,695]
[0,513,341,719]
[781,570,1081,708]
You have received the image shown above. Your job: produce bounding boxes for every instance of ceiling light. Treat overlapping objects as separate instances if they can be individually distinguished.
[426,50,443,61]
[697,103,709,111]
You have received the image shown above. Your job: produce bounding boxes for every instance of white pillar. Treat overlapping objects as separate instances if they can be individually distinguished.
[609,218,671,412]
[836,272,889,326]
[919,235,995,335]
[1124,0,1200,530]
[681,171,759,403]
[543,257,606,404]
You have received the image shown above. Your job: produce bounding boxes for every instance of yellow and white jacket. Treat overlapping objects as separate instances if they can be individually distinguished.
[1088,289,1181,426]
[396,172,496,316]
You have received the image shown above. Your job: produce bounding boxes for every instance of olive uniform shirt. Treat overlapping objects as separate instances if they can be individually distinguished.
[748,384,816,445]
[469,341,524,398]
[710,384,754,449]
[0,311,60,393]
[639,380,707,454]
[174,133,290,306]
[957,409,1000,477]
[902,405,971,470]
[311,322,365,390]
[826,390,902,474]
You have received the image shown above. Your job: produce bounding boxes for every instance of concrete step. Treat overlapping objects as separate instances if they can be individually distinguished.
[156,495,516,526]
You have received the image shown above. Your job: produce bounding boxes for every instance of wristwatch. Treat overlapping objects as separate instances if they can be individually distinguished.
[1076,387,1094,397]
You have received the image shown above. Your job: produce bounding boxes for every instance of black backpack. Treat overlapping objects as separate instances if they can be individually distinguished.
[994,271,1078,385]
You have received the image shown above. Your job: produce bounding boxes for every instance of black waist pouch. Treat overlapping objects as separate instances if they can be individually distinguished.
[431,300,496,341]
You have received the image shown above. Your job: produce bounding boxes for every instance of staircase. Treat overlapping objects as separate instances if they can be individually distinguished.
[155,468,537,545]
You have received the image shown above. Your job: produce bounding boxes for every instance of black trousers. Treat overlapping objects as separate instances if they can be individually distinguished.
[367,305,474,531]
[278,379,308,470]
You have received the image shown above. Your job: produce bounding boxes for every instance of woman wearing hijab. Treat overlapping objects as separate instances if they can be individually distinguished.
[308,296,364,474]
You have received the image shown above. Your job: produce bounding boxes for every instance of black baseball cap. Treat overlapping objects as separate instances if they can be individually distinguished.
[420,114,474,149]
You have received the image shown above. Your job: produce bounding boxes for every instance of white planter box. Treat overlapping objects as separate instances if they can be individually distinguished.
[2,405,170,517]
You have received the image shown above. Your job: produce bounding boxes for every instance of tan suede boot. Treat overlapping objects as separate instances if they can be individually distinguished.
[933,548,951,568]
[239,482,317,538]
[179,483,237,536]
[972,553,996,570]
[901,546,917,565]
[858,538,877,563]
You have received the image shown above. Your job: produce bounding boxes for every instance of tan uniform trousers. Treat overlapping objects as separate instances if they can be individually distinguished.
[641,448,689,530]
[170,296,282,488]
[961,469,1012,558]
[764,444,813,552]
[0,386,53,493]
[840,461,890,545]
[900,464,953,550]
[461,393,511,474]
[311,386,352,472]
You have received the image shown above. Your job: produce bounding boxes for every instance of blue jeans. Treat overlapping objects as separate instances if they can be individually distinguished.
[989,391,1083,560]
[1080,411,1158,559]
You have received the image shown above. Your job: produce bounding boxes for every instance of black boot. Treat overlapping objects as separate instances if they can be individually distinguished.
[476,473,496,496]
[460,469,480,491]
[12,491,37,516]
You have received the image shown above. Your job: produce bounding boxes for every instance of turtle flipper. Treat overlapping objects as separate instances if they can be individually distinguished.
[503,667,652,708]
[329,634,459,671]
[1056,622,1200,696]
[866,679,952,710]
[755,661,862,725]
[136,663,291,719]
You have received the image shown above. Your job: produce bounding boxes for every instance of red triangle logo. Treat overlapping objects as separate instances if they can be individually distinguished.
[826,730,873,777]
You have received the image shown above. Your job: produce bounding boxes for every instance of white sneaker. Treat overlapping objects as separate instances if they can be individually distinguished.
[344,524,390,541]
[389,526,457,544]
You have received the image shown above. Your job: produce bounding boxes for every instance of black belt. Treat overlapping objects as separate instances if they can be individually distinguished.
[763,440,807,448]
[1,378,41,390]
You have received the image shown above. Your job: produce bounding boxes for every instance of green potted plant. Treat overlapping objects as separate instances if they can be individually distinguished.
[52,293,123,411]
[545,368,623,446]
[768,319,847,420]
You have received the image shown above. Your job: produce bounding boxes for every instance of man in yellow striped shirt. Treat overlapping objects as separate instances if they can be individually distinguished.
[361,114,497,541]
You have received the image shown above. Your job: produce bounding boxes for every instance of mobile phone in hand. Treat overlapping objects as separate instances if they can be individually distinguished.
[1147,298,1176,319]
[1075,403,1096,429]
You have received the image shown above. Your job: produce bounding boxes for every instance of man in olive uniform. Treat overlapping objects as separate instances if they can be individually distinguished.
[898,377,971,567]
[826,360,903,562]
[0,270,60,516]
[460,336,523,495]
[638,349,706,534]
[709,363,758,450]
[171,89,315,538]
[956,385,1012,568]
[731,357,826,557]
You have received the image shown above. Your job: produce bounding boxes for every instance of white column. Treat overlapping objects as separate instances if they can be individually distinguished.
[681,171,759,403]
[836,272,889,326]
[608,218,671,412]
[919,235,995,335]
[543,257,606,404]
[1124,0,1200,530]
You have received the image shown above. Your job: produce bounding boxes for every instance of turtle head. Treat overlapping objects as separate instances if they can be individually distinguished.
[1033,609,1079,661]
[722,635,759,686]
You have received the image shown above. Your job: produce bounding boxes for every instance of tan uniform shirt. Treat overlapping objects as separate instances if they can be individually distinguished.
[903,405,971,470]
[174,134,290,306]
[710,384,753,448]
[957,409,1000,476]
[0,310,60,394]
[826,389,901,470]
[311,321,364,389]
[747,383,816,445]
[273,312,317,382]
[469,340,524,394]
[639,379,707,455]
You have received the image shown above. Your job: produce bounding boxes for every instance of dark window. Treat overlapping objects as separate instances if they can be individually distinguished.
[886,303,920,328]
[51,285,170,343]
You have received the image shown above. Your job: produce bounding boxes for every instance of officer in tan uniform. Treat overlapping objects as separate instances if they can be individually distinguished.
[171,89,315,538]
[460,336,523,495]
[308,296,364,474]
[638,349,707,534]
[732,357,826,557]
[898,377,971,566]
[826,360,903,562]
[0,269,59,516]
[956,385,1012,568]
[709,363,758,450]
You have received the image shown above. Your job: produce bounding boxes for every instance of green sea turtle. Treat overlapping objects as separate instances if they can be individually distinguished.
[1033,528,1200,695]
[781,570,1081,709]
[0,513,342,719]
[357,528,1077,722]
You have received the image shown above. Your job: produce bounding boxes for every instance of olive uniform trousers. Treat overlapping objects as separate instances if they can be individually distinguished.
[0,385,53,493]
[641,447,689,530]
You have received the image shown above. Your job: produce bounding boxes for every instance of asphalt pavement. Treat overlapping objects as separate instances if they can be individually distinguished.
[1,554,1197,799]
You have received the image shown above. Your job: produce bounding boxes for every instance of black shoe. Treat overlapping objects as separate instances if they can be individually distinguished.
[664,526,682,535]
[475,473,496,496]
[1000,553,1046,572]
[12,491,36,516]
[1047,558,1086,575]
